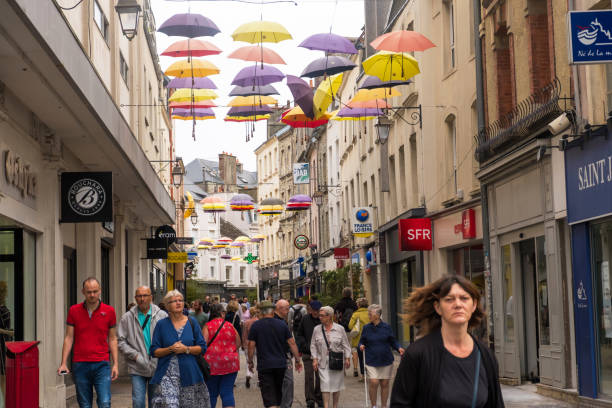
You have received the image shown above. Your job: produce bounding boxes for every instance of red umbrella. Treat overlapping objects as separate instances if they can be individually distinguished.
[371,30,435,52]
[161,39,222,58]
[281,107,329,128]
[228,45,286,65]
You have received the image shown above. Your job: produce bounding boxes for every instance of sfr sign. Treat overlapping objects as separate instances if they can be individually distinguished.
[399,218,433,251]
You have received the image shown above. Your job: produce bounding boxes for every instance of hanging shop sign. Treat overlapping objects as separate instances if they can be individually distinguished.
[292,163,310,184]
[60,172,113,223]
[244,253,258,264]
[334,247,350,260]
[462,209,476,239]
[568,10,612,64]
[352,207,374,237]
[167,252,188,263]
[294,234,310,250]
[279,268,290,280]
[175,237,194,245]
[187,251,198,260]
[399,218,433,251]
[146,238,168,259]
[155,225,177,245]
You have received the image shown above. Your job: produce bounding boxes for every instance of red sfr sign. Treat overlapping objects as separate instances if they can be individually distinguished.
[399,218,433,251]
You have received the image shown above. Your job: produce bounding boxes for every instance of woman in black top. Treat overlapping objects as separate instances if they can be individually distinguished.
[225,300,242,339]
[390,275,504,408]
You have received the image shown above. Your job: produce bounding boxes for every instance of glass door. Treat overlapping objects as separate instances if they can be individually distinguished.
[396,258,416,347]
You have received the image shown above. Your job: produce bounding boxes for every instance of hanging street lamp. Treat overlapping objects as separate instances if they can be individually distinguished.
[115,0,142,40]
[375,115,392,144]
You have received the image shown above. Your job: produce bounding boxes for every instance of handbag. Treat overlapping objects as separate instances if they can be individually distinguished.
[349,316,360,340]
[322,326,344,371]
[188,318,224,380]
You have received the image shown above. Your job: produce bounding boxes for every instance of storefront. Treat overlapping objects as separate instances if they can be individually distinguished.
[566,126,612,399]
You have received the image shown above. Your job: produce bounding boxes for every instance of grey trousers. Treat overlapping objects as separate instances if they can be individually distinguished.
[281,358,294,408]
[302,354,322,407]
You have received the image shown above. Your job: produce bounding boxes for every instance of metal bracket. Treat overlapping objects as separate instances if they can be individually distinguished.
[385,104,422,129]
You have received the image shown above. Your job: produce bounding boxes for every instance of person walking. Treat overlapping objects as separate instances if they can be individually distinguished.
[295,300,323,408]
[348,298,370,379]
[390,275,504,408]
[58,278,118,408]
[118,286,167,408]
[358,304,404,408]
[242,306,259,389]
[247,301,303,408]
[189,299,209,329]
[310,306,351,408]
[288,298,307,335]
[150,290,211,408]
[226,300,242,339]
[274,299,295,408]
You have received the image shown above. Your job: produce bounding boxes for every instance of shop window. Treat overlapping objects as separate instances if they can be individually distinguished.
[101,244,110,305]
[240,267,246,283]
[501,244,514,343]
[226,266,232,282]
[535,236,550,345]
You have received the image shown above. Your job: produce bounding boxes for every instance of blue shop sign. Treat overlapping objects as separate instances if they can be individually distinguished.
[187,252,198,260]
[569,10,612,64]
[565,130,612,225]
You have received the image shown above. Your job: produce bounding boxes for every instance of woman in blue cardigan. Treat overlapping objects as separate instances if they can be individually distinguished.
[150,290,211,408]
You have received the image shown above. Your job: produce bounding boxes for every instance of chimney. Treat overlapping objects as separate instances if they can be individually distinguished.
[236,161,243,174]
[218,152,237,192]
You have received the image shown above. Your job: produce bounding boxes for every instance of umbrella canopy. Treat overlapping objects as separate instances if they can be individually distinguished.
[250,234,266,243]
[330,110,376,121]
[220,254,232,259]
[299,33,357,54]
[224,115,270,122]
[346,98,390,109]
[231,21,292,43]
[359,75,412,90]
[172,113,215,121]
[230,194,255,210]
[228,95,277,107]
[259,197,284,215]
[161,39,222,58]
[201,196,226,212]
[158,13,221,38]
[166,77,217,90]
[235,236,252,242]
[281,106,330,128]
[197,245,211,250]
[168,89,218,103]
[172,108,215,117]
[218,237,233,243]
[313,73,344,119]
[371,30,435,53]
[229,84,279,97]
[231,64,285,87]
[164,59,220,78]
[362,51,420,81]
[228,45,286,64]
[352,87,401,102]
[212,244,226,249]
[301,56,356,78]
[286,194,312,211]
[169,100,217,109]
[286,75,314,119]
[230,256,243,261]
[337,106,384,118]
[229,241,245,248]
[199,238,214,245]
[227,105,273,117]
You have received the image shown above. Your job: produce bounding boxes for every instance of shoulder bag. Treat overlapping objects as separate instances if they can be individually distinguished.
[322,326,344,371]
[349,316,360,340]
[188,318,224,380]
[470,348,482,408]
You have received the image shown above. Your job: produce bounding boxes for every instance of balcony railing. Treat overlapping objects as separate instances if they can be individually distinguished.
[474,78,562,163]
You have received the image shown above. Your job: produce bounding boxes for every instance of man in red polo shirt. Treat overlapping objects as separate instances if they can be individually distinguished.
[58,277,118,408]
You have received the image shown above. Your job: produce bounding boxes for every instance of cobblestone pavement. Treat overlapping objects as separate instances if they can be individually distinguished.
[67,353,575,407]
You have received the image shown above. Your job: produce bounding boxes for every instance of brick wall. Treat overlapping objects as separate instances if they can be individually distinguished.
[527,13,553,93]
[495,27,515,117]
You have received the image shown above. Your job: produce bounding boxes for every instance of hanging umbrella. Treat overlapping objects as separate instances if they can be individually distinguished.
[250,234,266,243]
[199,238,214,245]
[201,196,226,212]
[165,59,220,78]
[336,106,384,118]
[171,108,215,120]
[299,33,358,54]
[346,98,390,109]
[228,45,286,64]
[231,64,285,87]
[228,95,278,107]
[218,237,233,244]
[161,39,222,58]
[158,13,221,38]
[359,75,411,90]
[259,198,284,215]
[362,51,420,81]
[313,73,344,119]
[230,256,243,261]
[235,236,252,242]
[352,87,401,102]
[227,105,273,117]
[230,194,255,210]
[169,100,217,110]
[286,194,312,211]
[330,110,376,121]
[230,241,245,248]
[172,113,215,121]
[224,115,270,122]
[220,254,232,259]
[229,84,279,97]
[197,245,212,250]
[231,21,292,43]
[167,77,217,90]
[168,89,218,103]
[370,30,436,53]
[301,56,356,78]
[286,75,314,119]
[281,106,330,128]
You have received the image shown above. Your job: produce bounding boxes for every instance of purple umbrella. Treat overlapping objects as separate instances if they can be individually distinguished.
[337,106,384,118]
[299,33,358,54]
[166,77,217,89]
[301,56,356,78]
[359,75,412,90]
[172,108,215,117]
[158,13,220,38]
[286,75,314,119]
[229,84,279,97]
[227,106,273,117]
[232,65,285,87]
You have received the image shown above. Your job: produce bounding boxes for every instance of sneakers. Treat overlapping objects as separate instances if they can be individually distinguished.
[246,377,250,388]
[353,370,359,377]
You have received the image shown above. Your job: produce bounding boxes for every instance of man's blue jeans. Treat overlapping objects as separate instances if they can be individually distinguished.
[130,375,152,408]
[72,361,111,408]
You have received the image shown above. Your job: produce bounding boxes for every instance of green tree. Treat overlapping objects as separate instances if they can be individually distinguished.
[186,278,207,302]
[319,264,363,307]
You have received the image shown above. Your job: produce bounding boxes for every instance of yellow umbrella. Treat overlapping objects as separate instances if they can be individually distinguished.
[164,59,220,78]
[352,88,401,102]
[329,109,376,121]
[169,89,218,103]
[232,21,292,43]
[183,191,195,219]
[230,256,243,261]
[172,114,215,121]
[224,114,270,122]
[313,73,344,119]
[362,51,420,81]
[228,95,277,107]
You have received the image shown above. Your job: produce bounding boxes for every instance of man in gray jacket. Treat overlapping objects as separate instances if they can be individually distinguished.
[118,286,167,408]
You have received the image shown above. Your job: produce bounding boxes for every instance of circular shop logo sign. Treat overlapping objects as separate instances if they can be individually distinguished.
[68,178,106,216]
[294,234,310,250]
[355,209,370,222]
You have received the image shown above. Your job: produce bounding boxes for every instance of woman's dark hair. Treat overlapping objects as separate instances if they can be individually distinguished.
[405,274,484,336]
[209,303,225,320]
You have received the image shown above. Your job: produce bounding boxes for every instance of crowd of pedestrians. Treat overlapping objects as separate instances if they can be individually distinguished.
[58,275,504,408]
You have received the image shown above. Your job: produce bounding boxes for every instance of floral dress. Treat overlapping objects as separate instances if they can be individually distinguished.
[151,325,211,408]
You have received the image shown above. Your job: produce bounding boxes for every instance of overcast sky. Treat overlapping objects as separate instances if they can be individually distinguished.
[151,0,364,172]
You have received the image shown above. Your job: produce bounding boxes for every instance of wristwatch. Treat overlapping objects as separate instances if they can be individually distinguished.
[186,346,190,354]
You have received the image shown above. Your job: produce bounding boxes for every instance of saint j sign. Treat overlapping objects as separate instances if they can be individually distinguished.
[568,10,612,64]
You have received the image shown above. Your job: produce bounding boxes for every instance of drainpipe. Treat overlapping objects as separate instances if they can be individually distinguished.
[568,0,583,123]
[473,0,495,350]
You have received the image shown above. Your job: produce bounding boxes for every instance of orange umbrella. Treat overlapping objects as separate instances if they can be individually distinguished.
[161,39,222,58]
[169,101,217,109]
[346,98,390,109]
[228,45,286,64]
[281,106,330,128]
[371,30,435,52]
